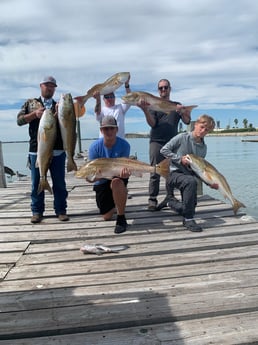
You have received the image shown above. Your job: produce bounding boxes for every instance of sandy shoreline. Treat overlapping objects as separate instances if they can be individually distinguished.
[208,131,258,137]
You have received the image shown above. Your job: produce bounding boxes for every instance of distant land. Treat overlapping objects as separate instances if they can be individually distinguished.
[1,129,258,144]
[125,130,258,138]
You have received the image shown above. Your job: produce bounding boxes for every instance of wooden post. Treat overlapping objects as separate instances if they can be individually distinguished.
[73,100,85,154]
[0,142,7,188]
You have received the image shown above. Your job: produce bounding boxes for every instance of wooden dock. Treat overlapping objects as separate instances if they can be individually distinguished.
[1,163,258,345]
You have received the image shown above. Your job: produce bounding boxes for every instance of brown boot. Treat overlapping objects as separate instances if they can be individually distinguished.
[31,214,43,224]
[58,214,70,221]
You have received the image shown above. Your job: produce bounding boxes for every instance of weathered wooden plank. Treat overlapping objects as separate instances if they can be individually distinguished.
[0,264,13,280]
[0,242,30,251]
[0,314,257,345]
[2,244,258,292]
[1,284,258,339]
[1,312,258,344]
[0,173,258,344]
[0,213,254,245]
[1,261,258,311]
[0,242,29,265]
[5,231,258,268]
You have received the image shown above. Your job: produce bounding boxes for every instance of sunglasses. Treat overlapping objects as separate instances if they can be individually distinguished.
[158,85,169,91]
[104,95,115,99]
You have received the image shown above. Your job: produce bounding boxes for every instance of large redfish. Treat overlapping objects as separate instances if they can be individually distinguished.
[58,93,77,172]
[76,157,170,182]
[36,109,57,194]
[74,72,130,106]
[122,91,197,116]
[186,154,245,215]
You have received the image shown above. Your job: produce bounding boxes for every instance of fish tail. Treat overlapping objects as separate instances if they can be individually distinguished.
[233,198,246,215]
[38,177,52,194]
[156,158,170,178]
[67,158,78,172]
[74,95,89,107]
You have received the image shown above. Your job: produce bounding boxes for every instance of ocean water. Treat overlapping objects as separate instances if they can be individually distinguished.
[1,136,258,218]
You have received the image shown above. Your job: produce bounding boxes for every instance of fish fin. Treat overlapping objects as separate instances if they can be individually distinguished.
[108,244,130,252]
[95,244,111,253]
[41,131,47,142]
[187,105,198,111]
[202,171,214,184]
[84,174,97,183]
[95,249,104,255]
[67,159,77,172]
[74,95,89,107]
[95,244,129,254]
[74,169,96,182]
[232,198,246,215]
[179,105,198,116]
[156,158,170,178]
[37,177,52,194]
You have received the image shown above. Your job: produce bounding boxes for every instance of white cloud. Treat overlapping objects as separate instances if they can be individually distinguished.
[0,0,258,142]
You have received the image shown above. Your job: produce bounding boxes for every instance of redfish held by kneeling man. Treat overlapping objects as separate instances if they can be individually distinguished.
[36,109,57,194]
[186,154,245,215]
[122,91,197,116]
[74,72,130,106]
[58,93,77,172]
[75,157,170,182]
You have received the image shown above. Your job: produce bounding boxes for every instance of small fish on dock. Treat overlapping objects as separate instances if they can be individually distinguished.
[80,243,129,255]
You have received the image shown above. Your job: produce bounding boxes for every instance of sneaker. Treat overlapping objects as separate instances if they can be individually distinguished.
[58,214,70,221]
[156,195,170,210]
[148,198,157,211]
[183,219,202,232]
[31,214,43,224]
[168,197,183,215]
[114,222,127,234]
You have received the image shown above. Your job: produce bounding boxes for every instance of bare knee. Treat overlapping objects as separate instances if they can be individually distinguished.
[102,208,115,221]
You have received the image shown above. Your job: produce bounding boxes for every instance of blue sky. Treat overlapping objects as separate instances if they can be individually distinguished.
[0,0,258,141]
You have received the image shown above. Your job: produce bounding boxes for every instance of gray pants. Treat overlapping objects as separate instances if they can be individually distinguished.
[149,141,166,199]
[167,170,198,219]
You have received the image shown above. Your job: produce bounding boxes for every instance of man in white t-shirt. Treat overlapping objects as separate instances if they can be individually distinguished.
[93,75,131,138]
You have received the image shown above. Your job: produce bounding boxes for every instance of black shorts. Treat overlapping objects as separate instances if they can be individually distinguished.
[93,178,128,215]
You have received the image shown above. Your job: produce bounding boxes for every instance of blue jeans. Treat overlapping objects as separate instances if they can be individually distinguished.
[29,152,68,216]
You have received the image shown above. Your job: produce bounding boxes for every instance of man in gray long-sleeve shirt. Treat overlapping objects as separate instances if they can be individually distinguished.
[160,114,217,232]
